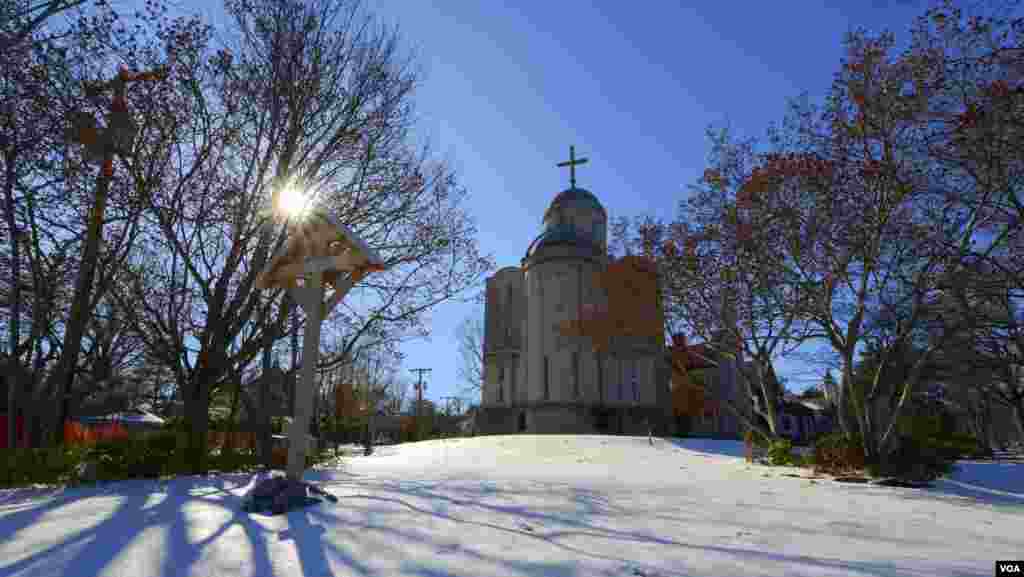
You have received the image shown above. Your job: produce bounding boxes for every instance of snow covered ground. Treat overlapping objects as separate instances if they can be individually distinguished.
[1,435,1020,577]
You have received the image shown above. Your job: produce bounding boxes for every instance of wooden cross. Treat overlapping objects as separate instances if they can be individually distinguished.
[557,145,588,189]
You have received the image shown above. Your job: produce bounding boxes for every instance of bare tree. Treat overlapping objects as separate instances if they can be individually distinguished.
[455,312,485,399]
[110,0,490,472]
[909,2,1024,445]
[616,125,826,441]
[742,18,1002,461]
[0,0,94,53]
[940,255,1024,443]
[1,0,171,445]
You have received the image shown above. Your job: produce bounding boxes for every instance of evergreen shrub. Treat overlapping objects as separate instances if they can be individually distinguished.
[812,431,866,475]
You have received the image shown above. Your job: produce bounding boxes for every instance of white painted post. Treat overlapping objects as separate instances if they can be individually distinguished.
[286,266,324,482]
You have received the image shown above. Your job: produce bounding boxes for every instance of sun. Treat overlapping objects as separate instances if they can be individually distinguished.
[277,185,309,219]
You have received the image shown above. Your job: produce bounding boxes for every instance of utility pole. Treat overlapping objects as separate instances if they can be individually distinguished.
[410,368,431,436]
[56,65,165,445]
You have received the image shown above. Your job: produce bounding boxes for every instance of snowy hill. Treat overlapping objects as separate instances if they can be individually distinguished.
[1,435,1021,577]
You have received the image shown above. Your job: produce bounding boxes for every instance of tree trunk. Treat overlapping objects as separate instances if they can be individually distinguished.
[257,298,283,468]
[3,142,19,449]
[224,379,241,452]
[1012,404,1024,445]
[184,368,213,474]
[756,360,779,436]
[838,361,855,437]
[967,393,992,452]
[27,337,47,447]
[52,163,113,445]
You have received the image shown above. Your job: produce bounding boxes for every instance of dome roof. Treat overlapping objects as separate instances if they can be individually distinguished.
[525,223,600,259]
[543,187,606,221]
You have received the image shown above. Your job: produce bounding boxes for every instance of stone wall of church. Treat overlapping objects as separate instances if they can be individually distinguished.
[480,182,674,434]
[475,404,671,436]
[484,267,525,407]
[475,406,523,435]
[477,403,675,436]
[524,249,606,406]
[527,405,593,434]
[485,267,525,356]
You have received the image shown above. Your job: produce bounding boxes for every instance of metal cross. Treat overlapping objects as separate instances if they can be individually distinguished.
[557,145,589,189]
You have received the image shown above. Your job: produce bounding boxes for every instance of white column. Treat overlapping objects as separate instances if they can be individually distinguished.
[287,268,324,481]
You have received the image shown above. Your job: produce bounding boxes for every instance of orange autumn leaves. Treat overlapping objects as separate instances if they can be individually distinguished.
[669,336,710,418]
[694,154,836,248]
[557,255,664,351]
[63,420,130,446]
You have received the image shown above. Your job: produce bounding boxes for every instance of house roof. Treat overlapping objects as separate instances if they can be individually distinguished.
[78,410,166,426]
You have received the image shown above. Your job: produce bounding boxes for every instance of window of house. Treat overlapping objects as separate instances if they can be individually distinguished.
[498,383,503,402]
[596,353,604,403]
[544,356,550,400]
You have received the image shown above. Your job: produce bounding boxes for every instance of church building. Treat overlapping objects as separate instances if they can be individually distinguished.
[476,147,674,435]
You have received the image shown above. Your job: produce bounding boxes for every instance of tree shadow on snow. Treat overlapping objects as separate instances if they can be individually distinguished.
[0,474,287,577]
[316,479,975,577]
[663,437,747,460]
[3,462,1007,577]
[878,462,1024,510]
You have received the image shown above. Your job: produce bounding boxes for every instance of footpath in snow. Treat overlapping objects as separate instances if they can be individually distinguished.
[1,435,1021,577]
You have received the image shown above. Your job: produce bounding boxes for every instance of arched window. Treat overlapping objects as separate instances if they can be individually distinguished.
[617,360,624,401]
[544,356,550,400]
[632,360,639,402]
[572,351,580,398]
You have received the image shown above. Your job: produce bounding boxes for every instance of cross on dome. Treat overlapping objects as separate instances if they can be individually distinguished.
[557,145,589,189]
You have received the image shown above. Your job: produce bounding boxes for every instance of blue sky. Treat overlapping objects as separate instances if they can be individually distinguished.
[182,0,930,406]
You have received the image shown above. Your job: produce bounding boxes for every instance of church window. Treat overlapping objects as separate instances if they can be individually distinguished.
[510,365,517,402]
[572,351,580,398]
[617,361,624,401]
[632,360,639,402]
[544,356,550,400]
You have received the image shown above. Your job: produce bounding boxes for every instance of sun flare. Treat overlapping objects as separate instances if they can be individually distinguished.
[277,186,308,219]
